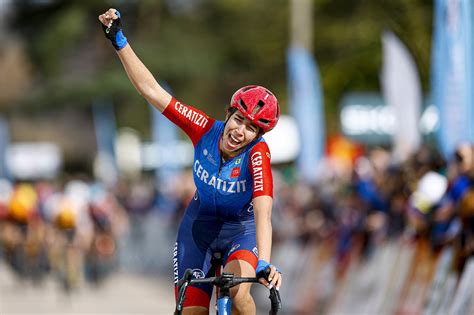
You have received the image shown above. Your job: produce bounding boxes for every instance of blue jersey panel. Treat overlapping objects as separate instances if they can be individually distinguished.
[190,121,263,221]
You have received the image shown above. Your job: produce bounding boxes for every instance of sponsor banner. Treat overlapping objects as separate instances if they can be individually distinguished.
[0,116,11,179]
[150,100,182,185]
[92,100,118,185]
[6,142,62,180]
[149,84,182,213]
[381,31,422,162]
[431,0,474,157]
[287,45,325,183]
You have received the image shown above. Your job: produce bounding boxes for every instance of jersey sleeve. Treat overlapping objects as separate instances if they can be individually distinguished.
[249,141,273,198]
[162,97,215,146]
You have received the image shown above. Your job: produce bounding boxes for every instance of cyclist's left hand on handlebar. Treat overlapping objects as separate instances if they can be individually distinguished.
[256,259,282,291]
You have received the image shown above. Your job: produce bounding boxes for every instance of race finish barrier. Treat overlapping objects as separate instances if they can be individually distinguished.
[327,239,415,315]
[275,238,474,315]
[423,247,455,315]
[255,238,338,314]
[449,257,474,315]
[395,239,439,315]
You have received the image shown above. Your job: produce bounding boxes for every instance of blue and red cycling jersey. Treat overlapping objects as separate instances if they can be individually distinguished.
[163,97,274,308]
[163,97,273,218]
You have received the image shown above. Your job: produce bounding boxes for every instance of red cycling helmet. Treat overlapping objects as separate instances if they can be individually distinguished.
[230,85,280,133]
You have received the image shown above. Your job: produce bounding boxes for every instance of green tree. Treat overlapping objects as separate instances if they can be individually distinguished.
[8,0,432,137]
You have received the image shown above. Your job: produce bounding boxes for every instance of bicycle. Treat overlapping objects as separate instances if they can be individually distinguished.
[175,254,282,314]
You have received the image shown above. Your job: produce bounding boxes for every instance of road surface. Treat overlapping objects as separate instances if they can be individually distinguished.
[0,262,175,314]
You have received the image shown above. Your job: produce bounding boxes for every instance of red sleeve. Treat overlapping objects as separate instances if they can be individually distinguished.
[162,97,215,146]
[249,142,273,198]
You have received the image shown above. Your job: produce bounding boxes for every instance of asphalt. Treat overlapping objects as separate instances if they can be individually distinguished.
[0,262,176,314]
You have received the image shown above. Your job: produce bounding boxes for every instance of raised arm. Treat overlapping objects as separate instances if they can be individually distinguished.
[98,8,171,112]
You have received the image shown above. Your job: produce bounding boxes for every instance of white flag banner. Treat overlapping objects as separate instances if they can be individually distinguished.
[381,31,422,162]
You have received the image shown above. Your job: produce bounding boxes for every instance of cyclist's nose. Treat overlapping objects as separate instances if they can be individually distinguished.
[235,124,245,135]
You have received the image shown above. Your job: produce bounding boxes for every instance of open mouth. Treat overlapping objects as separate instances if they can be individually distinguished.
[226,133,242,150]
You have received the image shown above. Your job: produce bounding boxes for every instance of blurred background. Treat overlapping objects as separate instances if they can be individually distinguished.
[1,0,474,314]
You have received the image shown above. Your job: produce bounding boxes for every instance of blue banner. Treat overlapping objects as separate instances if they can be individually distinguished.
[287,45,325,183]
[92,100,118,184]
[150,83,181,213]
[0,116,11,179]
[150,103,181,183]
[431,0,474,157]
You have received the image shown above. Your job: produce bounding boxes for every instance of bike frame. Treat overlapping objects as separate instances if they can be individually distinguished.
[217,296,231,315]
[214,254,232,315]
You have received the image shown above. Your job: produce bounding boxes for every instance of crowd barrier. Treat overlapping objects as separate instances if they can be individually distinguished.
[269,238,474,315]
[117,215,474,314]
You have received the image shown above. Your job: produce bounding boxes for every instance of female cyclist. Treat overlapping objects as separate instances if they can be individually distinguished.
[99,8,282,314]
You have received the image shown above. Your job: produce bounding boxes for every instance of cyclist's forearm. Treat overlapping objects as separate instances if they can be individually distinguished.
[116,44,172,112]
[254,196,273,262]
[256,221,272,263]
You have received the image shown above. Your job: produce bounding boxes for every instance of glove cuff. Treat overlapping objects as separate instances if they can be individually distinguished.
[256,259,269,272]
[114,30,127,50]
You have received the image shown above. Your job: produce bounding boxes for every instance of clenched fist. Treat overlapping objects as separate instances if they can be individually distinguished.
[98,8,128,50]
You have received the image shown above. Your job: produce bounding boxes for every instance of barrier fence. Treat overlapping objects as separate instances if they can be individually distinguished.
[269,238,474,315]
[117,214,474,314]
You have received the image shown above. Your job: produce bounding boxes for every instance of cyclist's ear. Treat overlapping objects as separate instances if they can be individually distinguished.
[225,107,237,122]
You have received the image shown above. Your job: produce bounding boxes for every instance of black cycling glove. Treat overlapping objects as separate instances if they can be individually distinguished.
[101,10,128,50]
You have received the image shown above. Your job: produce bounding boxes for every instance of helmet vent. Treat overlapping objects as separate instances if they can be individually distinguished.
[258,119,270,127]
[251,100,265,116]
[242,86,255,92]
[239,99,248,111]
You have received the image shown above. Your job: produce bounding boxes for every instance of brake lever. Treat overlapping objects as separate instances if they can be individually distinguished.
[269,287,282,314]
[175,269,194,314]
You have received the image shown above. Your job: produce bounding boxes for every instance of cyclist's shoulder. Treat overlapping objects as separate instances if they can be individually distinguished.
[166,97,216,123]
[195,120,224,144]
[249,140,271,157]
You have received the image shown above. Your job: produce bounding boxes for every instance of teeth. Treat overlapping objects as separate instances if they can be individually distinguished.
[230,135,240,144]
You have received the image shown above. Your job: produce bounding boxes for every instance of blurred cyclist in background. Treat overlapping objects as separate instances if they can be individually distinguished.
[99,8,282,314]
[43,180,94,290]
[0,179,13,252]
[87,182,129,284]
[450,144,474,273]
[3,182,46,280]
